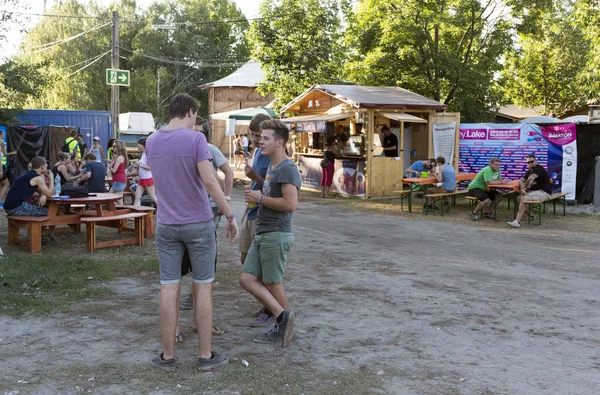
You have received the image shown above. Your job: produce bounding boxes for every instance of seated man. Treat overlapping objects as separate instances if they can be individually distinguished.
[75,153,107,193]
[405,158,435,177]
[4,156,55,216]
[426,156,456,209]
[507,154,552,228]
[467,157,506,221]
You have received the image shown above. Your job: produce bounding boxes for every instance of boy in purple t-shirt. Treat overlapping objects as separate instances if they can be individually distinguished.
[146,93,238,370]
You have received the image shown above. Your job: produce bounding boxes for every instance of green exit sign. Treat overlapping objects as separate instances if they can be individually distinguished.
[106,69,130,87]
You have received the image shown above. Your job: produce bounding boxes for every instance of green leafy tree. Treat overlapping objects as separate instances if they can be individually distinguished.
[248,0,348,111]
[344,0,513,122]
[501,3,590,116]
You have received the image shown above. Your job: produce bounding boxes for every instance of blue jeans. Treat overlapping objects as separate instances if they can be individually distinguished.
[6,202,48,217]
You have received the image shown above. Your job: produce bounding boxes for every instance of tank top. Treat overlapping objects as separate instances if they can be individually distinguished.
[138,153,152,180]
[52,165,68,185]
[112,157,127,182]
[4,170,40,211]
[90,146,102,162]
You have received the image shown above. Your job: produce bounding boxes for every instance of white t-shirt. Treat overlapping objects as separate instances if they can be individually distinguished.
[139,152,152,179]
[242,136,249,147]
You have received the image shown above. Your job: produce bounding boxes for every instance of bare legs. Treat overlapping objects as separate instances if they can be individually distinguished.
[0,179,9,203]
[239,273,286,319]
[134,185,158,206]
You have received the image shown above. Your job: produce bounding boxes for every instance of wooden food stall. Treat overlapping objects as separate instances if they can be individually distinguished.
[281,85,460,198]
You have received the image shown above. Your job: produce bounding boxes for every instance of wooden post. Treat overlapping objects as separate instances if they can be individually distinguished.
[427,113,434,158]
[366,109,375,198]
[400,120,405,170]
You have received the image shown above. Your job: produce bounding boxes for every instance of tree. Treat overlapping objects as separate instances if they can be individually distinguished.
[248,0,348,111]
[15,0,250,122]
[344,0,513,122]
[501,3,591,116]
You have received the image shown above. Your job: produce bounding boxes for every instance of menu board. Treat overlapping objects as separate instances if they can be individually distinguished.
[459,123,577,199]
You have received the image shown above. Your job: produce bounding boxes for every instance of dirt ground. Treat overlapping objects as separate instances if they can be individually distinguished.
[1,187,599,394]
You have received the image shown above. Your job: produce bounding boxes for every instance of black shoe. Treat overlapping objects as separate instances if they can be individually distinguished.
[152,353,178,369]
[278,310,295,347]
[198,351,228,370]
[483,213,495,220]
[253,324,282,344]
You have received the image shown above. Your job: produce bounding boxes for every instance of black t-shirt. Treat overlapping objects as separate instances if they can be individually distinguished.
[524,164,552,194]
[79,142,87,157]
[83,161,107,193]
[382,133,398,157]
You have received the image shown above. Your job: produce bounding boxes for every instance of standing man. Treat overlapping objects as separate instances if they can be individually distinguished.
[379,126,398,157]
[467,157,506,221]
[240,113,273,325]
[77,134,88,159]
[3,156,54,216]
[507,154,552,228]
[240,119,302,347]
[64,130,79,161]
[146,93,238,369]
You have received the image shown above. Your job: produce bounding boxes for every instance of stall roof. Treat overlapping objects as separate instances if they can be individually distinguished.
[282,84,448,112]
[210,107,277,121]
[378,112,427,123]
[282,113,352,123]
[198,61,264,89]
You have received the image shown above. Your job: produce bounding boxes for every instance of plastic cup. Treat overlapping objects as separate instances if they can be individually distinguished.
[245,186,257,208]
[421,171,429,178]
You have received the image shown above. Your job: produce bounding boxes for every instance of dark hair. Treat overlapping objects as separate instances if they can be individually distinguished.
[77,133,83,138]
[137,137,146,146]
[70,130,77,137]
[168,93,199,120]
[436,156,446,164]
[31,156,46,169]
[250,113,272,133]
[260,119,290,143]
[327,136,337,145]
[107,138,115,151]
[381,126,390,132]
[527,154,536,160]
[84,153,96,161]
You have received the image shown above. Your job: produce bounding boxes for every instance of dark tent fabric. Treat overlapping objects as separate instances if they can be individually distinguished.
[6,125,78,182]
[575,124,600,203]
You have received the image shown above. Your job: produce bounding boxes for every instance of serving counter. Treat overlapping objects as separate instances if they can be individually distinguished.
[296,153,366,197]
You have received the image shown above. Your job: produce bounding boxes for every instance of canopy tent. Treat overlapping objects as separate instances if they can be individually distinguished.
[378,112,428,123]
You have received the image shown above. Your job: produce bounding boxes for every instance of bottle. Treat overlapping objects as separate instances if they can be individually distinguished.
[54,174,61,195]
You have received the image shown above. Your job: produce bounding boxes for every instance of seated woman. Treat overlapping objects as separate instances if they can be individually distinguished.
[52,152,82,187]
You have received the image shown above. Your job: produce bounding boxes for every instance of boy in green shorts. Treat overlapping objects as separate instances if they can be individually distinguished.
[240,119,302,347]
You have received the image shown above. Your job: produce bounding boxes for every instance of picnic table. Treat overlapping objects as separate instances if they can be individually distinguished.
[488,180,520,218]
[401,173,477,213]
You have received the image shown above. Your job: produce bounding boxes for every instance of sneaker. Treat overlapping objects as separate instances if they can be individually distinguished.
[252,306,266,317]
[180,294,193,311]
[471,212,479,221]
[198,351,229,370]
[507,220,520,228]
[483,213,495,220]
[152,353,178,369]
[253,324,282,344]
[249,313,275,327]
[278,310,295,347]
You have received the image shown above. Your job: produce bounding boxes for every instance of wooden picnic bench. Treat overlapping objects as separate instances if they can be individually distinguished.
[80,212,147,252]
[118,205,156,238]
[525,192,568,226]
[423,190,468,216]
[7,213,81,253]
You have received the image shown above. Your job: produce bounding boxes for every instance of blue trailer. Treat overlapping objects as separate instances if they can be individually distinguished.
[16,109,112,160]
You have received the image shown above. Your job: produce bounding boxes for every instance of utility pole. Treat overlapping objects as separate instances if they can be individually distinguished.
[111,11,120,138]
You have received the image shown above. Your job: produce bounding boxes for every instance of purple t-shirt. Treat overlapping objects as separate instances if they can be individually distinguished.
[146,127,213,225]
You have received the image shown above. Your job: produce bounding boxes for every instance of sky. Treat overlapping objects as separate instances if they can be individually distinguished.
[1,0,262,58]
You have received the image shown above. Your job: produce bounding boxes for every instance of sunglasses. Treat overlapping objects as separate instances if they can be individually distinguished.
[526,160,535,164]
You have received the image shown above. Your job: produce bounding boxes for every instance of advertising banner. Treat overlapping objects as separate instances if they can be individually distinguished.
[297,155,366,197]
[433,122,456,165]
[459,123,577,199]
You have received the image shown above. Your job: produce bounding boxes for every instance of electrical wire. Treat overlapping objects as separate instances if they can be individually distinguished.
[58,49,112,71]
[0,10,107,20]
[65,50,110,78]
[21,21,112,56]
[119,47,248,68]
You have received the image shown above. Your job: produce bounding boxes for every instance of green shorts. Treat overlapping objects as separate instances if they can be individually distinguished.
[241,232,294,284]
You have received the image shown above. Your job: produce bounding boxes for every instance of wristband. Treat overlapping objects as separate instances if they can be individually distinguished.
[224,196,231,201]
[258,193,264,205]
[226,213,236,222]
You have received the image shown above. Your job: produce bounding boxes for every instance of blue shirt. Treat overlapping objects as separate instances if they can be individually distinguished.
[248,148,271,220]
[409,161,427,173]
[439,164,456,191]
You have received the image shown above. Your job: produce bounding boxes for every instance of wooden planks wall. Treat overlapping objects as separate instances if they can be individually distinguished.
[369,156,404,197]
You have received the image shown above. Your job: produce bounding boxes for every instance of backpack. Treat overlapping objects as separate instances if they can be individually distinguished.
[62,137,75,153]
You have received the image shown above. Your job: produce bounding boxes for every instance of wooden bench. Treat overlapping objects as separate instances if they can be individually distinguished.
[392,190,413,211]
[524,192,568,226]
[118,205,156,238]
[423,190,468,216]
[7,214,81,253]
[80,212,147,252]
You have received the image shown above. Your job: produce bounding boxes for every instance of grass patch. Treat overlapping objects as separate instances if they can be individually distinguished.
[0,254,158,317]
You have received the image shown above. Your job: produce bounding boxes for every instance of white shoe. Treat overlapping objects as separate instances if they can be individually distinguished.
[507,220,520,228]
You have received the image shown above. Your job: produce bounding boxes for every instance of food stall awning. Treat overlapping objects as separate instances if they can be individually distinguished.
[282,113,352,123]
[210,107,277,121]
[378,112,427,123]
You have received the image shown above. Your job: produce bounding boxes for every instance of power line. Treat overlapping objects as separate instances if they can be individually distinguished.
[58,49,112,71]
[21,21,112,56]
[119,47,248,68]
[0,10,107,20]
[65,50,110,78]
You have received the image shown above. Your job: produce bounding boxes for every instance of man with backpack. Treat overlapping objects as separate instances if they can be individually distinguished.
[62,130,79,161]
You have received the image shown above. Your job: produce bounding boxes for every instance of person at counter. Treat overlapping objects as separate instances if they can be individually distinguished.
[379,126,398,157]
[321,136,340,198]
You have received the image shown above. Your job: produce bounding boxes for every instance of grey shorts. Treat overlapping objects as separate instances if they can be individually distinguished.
[156,221,216,285]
